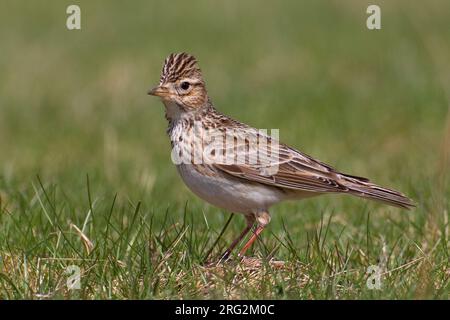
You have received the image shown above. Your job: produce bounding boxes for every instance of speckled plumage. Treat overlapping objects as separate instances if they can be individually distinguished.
[148,52,415,260]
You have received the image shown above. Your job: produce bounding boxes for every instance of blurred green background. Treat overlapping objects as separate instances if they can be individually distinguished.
[0,0,448,299]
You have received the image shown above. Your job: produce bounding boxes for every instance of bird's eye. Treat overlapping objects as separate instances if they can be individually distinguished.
[180,82,190,90]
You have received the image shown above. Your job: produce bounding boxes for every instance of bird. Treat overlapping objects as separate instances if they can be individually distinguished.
[147,52,415,261]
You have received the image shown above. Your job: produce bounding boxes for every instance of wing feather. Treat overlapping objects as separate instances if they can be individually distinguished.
[208,128,348,193]
[204,115,414,209]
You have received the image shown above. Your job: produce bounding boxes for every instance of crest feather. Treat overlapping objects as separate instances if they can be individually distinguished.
[160,52,202,84]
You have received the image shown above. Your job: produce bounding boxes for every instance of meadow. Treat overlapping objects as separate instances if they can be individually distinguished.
[0,0,448,299]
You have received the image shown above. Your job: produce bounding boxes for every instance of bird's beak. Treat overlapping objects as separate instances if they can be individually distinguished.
[147,85,170,98]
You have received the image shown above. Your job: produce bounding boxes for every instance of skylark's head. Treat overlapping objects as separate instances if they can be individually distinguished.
[148,53,208,110]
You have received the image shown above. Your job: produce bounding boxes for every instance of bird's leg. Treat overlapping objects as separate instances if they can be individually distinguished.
[219,215,255,262]
[238,225,265,257]
[238,210,271,257]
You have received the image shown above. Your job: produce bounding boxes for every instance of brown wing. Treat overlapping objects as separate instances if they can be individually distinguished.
[207,120,414,209]
[216,162,349,193]
[210,128,351,193]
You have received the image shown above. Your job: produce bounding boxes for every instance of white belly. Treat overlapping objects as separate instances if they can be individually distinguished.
[176,164,286,214]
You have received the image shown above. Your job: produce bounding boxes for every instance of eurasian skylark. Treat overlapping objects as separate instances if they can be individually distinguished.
[148,52,414,260]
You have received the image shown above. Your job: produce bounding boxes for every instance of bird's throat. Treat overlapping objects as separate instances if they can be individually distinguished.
[163,100,187,122]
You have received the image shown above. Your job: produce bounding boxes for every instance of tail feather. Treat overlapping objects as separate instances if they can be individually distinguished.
[341,174,415,210]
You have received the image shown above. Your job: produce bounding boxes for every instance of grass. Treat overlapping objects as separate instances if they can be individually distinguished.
[0,0,449,299]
